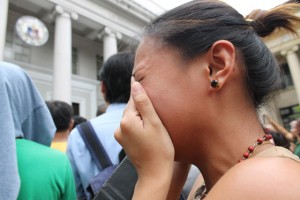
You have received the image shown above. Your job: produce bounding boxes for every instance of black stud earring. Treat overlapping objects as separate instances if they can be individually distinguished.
[211,80,219,88]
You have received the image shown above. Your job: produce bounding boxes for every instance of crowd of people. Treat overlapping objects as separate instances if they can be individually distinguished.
[1,0,300,200]
[67,52,134,199]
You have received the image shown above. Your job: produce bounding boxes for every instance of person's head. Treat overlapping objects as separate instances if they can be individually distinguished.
[99,52,135,103]
[132,0,300,159]
[290,119,300,138]
[0,62,56,144]
[46,100,74,133]
[96,103,107,116]
[72,115,87,129]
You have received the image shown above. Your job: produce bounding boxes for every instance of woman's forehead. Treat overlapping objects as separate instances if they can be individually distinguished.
[135,38,181,62]
[136,38,158,55]
[134,39,190,77]
[134,39,162,69]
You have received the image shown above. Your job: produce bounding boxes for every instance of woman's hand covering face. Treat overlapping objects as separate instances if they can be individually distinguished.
[115,78,175,179]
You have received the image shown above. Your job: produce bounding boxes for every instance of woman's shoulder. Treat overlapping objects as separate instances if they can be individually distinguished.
[206,156,300,200]
[255,146,300,161]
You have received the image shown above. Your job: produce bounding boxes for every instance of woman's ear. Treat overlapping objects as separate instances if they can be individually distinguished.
[68,119,75,133]
[101,81,107,94]
[208,40,235,89]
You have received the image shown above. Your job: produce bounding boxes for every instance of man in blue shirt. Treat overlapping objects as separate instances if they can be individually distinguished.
[67,52,134,199]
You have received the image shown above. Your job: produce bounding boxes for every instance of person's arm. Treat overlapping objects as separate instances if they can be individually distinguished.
[264,115,295,142]
[187,173,204,200]
[167,162,191,200]
[66,133,86,199]
[115,80,175,200]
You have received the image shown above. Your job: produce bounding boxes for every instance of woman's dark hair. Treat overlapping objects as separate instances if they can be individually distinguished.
[144,0,300,107]
[99,52,135,103]
[264,128,291,149]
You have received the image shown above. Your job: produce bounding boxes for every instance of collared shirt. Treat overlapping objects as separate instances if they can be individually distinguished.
[67,103,125,199]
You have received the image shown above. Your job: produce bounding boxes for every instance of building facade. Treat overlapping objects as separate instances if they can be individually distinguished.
[0,0,300,127]
[263,25,300,128]
[0,0,155,119]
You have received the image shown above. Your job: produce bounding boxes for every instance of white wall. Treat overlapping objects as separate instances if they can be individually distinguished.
[73,35,101,80]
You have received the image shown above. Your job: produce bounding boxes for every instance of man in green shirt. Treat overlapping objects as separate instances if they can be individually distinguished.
[0,62,76,200]
[16,139,76,200]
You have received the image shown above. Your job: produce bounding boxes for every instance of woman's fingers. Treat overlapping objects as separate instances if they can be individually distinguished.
[115,79,174,169]
[131,81,160,125]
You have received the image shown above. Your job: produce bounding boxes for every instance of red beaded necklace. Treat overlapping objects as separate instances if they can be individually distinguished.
[238,133,273,163]
[195,133,274,200]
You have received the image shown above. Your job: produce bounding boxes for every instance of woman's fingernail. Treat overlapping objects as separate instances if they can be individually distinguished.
[132,82,143,94]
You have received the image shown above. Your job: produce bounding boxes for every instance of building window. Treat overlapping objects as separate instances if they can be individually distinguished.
[4,26,31,62]
[279,104,300,129]
[281,63,293,89]
[96,54,103,80]
[72,102,80,116]
[72,47,78,74]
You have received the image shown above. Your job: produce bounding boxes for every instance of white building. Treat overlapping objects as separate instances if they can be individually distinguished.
[263,24,300,128]
[1,0,300,128]
[0,0,155,119]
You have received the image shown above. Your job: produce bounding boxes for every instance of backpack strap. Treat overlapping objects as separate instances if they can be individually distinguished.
[94,157,138,200]
[78,121,112,170]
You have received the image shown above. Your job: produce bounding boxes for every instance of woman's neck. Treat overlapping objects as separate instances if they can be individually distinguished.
[192,109,270,191]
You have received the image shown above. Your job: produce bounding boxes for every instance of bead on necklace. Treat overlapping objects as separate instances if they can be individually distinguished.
[238,133,273,163]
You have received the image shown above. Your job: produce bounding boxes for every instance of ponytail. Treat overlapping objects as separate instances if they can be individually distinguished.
[246,3,300,37]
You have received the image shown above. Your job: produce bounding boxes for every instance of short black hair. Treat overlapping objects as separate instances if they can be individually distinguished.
[99,52,134,103]
[46,100,73,132]
[72,115,87,128]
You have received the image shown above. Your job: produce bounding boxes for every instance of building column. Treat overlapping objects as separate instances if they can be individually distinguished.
[52,5,78,104]
[281,45,300,104]
[0,0,9,61]
[100,27,122,61]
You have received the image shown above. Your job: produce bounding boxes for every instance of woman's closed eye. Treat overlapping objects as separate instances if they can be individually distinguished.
[133,74,144,83]
[137,77,144,82]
